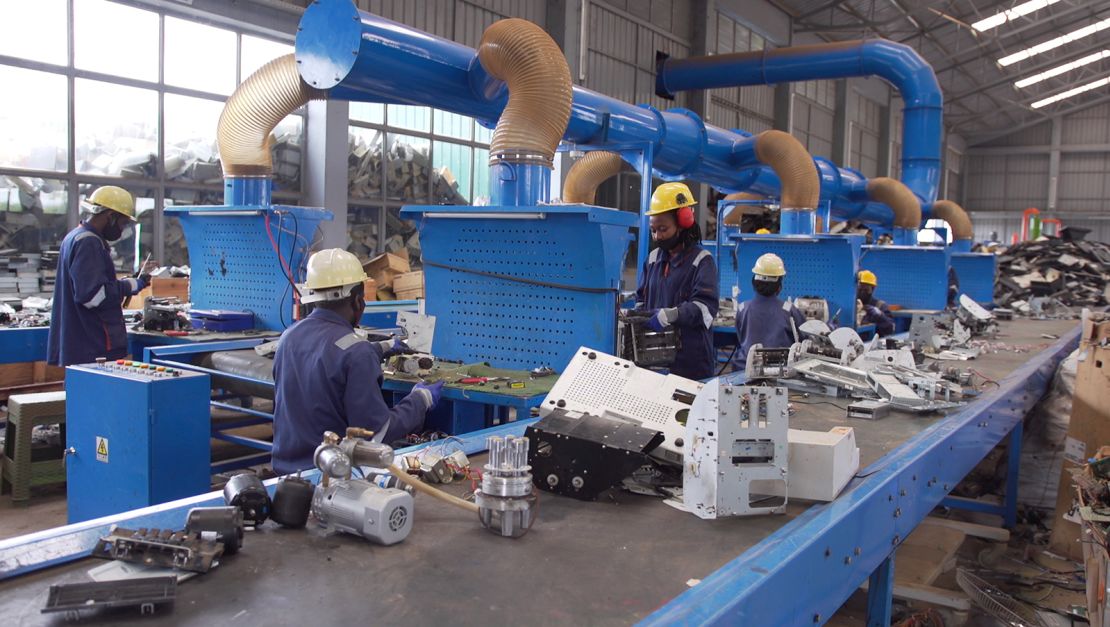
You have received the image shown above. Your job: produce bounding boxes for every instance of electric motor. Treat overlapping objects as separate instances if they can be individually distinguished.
[311,479,413,545]
[185,506,244,555]
[271,476,315,528]
[223,473,271,526]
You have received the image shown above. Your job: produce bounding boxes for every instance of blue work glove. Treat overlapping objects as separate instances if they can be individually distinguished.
[863,305,883,322]
[646,307,679,333]
[412,380,445,410]
[375,337,411,359]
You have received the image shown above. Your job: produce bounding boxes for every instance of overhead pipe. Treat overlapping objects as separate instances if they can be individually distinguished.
[655,39,944,216]
[217,54,325,205]
[866,178,921,245]
[931,200,974,252]
[563,151,623,204]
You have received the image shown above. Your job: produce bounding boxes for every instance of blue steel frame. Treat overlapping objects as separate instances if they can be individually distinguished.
[643,326,1079,625]
[0,330,1079,624]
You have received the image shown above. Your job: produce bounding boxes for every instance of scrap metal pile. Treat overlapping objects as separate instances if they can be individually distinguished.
[994,237,1110,314]
[746,314,984,415]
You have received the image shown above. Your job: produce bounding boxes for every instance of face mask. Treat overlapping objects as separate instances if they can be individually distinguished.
[656,231,682,251]
[103,217,125,242]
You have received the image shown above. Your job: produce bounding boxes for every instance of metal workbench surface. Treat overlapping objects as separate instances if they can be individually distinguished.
[0,319,1078,625]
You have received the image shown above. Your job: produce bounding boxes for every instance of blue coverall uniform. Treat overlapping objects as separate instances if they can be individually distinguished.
[47,224,145,366]
[732,294,807,370]
[635,244,719,380]
[860,297,896,337]
[271,307,431,474]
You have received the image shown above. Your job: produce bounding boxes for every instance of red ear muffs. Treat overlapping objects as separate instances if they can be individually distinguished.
[676,206,695,229]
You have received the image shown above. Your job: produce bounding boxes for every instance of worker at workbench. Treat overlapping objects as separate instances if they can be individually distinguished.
[731,253,807,371]
[857,270,895,337]
[271,248,443,475]
[48,186,154,366]
[635,183,719,380]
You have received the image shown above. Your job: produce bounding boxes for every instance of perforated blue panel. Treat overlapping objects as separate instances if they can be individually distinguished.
[167,205,332,331]
[860,246,948,310]
[732,234,861,329]
[400,205,636,370]
[703,229,744,297]
[950,252,997,305]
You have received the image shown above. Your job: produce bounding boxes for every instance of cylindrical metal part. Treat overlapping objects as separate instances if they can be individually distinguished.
[222,473,271,526]
[185,506,244,555]
[338,438,395,469]
[478,435,535,538]
[313,443,352,479]
[365,472,415,495]
[311,479,414,545]
[271,476,315,528]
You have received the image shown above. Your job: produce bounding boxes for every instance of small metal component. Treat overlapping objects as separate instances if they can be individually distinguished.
[271,476,315,528]
[364,471,415,494]
[42,577,176,618]
[313,442,352,479]
[476,435,537,538]
[311,479,413,545]
[617,315,681,367]
[92,528,224,573]
[185,507,244,555]
[846,399,891,420]
[338,437,394,469]
[222,473,271,526]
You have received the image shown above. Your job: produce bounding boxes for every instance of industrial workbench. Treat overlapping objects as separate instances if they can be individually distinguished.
[0,318,1079,624]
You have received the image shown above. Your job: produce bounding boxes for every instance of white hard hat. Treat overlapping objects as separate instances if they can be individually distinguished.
[752,253,786,279]
[299,248,367,304]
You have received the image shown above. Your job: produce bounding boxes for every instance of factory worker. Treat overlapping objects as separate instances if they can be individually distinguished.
[731,253,807,370]
[857,270,895,337]
[48,186,154,366]
[271,248,443,475]
[634,182,719,380]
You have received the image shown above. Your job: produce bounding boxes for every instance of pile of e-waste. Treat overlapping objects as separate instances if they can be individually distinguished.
[994,237,1109,316]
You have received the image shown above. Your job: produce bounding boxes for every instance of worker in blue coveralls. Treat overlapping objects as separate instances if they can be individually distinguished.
[857,269,896,337]
[271,248,444,475]
[634,182,719,380]
[48,186,154,367]
[732,253,807,371]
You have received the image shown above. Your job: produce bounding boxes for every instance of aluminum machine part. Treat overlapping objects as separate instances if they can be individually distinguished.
[745,344,792,379]
[184,507,244,555]
[540,346,701,464]
[222,474,271,526]
[793,297,830,323]
[957,294,999,336]
[684,383,789,518]
[311,479,413,545]
[338,436,395,469]
[846,399,892,420]
[526,410,665,500]
[475,435,537,538]
[91,528,224,573]
[791,359,874,395]
[313,441,352,480]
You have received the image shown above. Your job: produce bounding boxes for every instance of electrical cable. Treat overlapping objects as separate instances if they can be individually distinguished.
[717,344,739,376]
[422,259,617,294]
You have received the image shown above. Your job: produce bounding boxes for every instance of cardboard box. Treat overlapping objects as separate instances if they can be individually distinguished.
[392,271,424,298]
[1049,316,1110,561]
[151,277,189,302]
[362,278,377,302]
[363,253,410,288]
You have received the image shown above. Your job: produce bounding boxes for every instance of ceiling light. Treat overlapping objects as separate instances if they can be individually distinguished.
[1015,50,1110,88]
[972,0,1061,32]
[1030,75,1110,108]
[999,17,1110,66]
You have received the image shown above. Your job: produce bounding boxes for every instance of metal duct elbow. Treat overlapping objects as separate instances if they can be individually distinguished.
[218,54,325,177]
[931,199,973,241]
[478,19,572,168]
[753,131,820,211]
[563,151,623,204]
[866,177,921,229]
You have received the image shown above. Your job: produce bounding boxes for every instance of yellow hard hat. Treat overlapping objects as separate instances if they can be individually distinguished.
[85,186,136,220]
[647,182,696,215]
[300,248,368,303]
[755,228,771,234]
[752,253,786,278]
[858,270,878,287]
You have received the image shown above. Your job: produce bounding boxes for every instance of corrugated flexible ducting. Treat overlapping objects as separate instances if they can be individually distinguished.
[722,192,767,225]
[866,177,921,229]
[478,19,573,168]
[563,151,623,204]
[753,131,820,210]
[217,54,325,177]
[931,199,973,241]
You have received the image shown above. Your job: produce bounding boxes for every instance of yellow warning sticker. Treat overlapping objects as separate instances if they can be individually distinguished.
[95,436,109,463]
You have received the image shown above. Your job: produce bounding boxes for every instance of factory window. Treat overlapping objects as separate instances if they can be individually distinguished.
[0,1,68,66]
[240,35,293,82]
[351,102,386,125]
[0,177,67,300]
[74,0,159,82]
[164,94,223,184]
[434,110,474,141]
[432,141,474,203]
[164,17,237,96]
[0,65,68,172]
[74,79,159,177]
[388,105,432,134]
